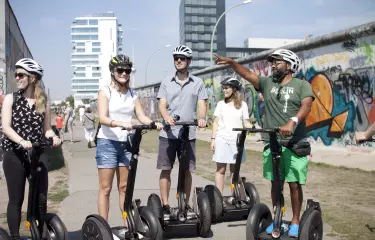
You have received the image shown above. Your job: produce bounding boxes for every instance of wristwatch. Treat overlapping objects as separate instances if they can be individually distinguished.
[290,117,299,125]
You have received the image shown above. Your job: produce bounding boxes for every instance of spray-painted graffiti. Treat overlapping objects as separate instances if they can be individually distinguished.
[136,28,375,148]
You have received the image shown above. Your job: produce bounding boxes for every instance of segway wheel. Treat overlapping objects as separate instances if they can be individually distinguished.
[204,185,223,223]
[45,213,68,240]
[138,206,164,240]
[246,203,272,240]
[299,209,323,240]
[244,182,260,208]
[81,214,114,240]
[147,194,163,223]
[0,228,11,240]
[197,192,212,237]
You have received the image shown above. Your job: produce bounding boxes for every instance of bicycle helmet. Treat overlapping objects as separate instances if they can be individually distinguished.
[15,58,44,77]
[221,76,242,90]
[173,45,193,58]
[267,49,300,73]
[109,54,133,70]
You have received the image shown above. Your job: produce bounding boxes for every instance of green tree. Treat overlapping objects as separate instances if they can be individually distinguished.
[65,95,74,107]
[81,98,90,104]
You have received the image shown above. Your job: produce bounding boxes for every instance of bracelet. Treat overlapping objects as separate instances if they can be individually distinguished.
[211,137,215,139]
[110,120,114,127]
[18,139,24,144]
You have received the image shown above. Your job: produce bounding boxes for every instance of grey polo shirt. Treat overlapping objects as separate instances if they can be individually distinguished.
[157,73,208,140]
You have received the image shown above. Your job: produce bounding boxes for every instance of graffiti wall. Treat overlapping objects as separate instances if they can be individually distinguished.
[136,84,162,121]
[136,22,375,148]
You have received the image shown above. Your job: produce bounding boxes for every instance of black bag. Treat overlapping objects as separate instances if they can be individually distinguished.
[283,140,311,157]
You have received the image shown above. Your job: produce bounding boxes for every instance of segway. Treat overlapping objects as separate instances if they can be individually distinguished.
[244,128,323,240]
[0,228,11,240]
[81,123,163,240]
[204,129,260,223]
[22,139,68,240]
[147,118,212,237]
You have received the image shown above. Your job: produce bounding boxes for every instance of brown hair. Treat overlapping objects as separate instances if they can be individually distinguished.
[34,78,47,114]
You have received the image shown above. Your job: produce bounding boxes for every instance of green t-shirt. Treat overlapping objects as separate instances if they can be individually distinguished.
[258,76,315,143]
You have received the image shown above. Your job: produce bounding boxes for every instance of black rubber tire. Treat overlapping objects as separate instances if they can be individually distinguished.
[147,193,163,224]
[0,228,11,240]
[139,206,164,240]
[81,214,114,240]
[246,203,272,240]
[299,210,323,240]
[45,213,68,240]
[243,182,260,210]
[204,185,223,222]
[197,192,212,237]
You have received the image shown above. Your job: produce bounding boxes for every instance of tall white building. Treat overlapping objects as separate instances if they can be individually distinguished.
[71,12,123,107]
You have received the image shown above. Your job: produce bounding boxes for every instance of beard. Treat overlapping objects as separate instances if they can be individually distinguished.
[272,68,288,81]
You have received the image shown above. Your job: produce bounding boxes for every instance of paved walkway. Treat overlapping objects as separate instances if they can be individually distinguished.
[57,125,336,239]
[195,129,375,171]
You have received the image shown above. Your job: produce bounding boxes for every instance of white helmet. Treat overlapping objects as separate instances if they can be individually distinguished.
[267,49,300,73]
[15,58,44,77]
[173,45,193,58]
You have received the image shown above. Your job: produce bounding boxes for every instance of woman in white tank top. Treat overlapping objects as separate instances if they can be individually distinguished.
[95,54,162,230]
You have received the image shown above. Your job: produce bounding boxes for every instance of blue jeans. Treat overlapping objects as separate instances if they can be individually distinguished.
[95,138,132,168]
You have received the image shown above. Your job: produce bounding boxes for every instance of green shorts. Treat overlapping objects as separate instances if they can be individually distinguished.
[263,145,308,184]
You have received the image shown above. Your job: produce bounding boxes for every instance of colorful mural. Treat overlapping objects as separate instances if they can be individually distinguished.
[136,26,375,148]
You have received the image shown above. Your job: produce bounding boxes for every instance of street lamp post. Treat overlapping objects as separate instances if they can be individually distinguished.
[210,0,252,66]
[145,44,171,85]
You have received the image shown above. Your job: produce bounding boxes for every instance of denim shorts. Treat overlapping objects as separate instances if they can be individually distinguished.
[96,138,132,168]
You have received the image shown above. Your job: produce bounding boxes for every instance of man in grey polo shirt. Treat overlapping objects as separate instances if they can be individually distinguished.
[157,45,208,218]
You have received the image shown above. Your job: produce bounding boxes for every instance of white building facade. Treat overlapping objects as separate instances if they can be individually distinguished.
[70,12,123,107]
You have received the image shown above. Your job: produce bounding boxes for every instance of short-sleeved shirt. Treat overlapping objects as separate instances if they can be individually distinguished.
[157,73,208,140]
[55,116,64,129]
[214,100,249,143]
[96,86,137,142]
[258,76,315,143]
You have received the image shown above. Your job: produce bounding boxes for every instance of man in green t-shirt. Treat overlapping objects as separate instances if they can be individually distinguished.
[214,49,314,237]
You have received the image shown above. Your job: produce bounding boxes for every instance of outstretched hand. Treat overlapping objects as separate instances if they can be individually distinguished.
[213,53,234,65]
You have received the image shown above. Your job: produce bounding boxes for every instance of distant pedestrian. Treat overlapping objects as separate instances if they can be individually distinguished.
[55,112,64,141]
[82,107,95,148]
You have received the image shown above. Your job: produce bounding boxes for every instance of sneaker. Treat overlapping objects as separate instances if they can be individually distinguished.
[88,142,91,148]
[117,227,128,237]
[227,196,234,205]
[185,204,195,218]
[163,204,172,220]
[288,224,299,237]
[266,223,274,234]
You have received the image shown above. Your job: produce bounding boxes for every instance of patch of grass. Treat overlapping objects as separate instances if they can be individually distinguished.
[48,179,69,203]
[140,131,375,240]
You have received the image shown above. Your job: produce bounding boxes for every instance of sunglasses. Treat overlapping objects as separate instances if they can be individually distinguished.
[14,72,30,79]
[174,56,187,62]
[116,68,132,75]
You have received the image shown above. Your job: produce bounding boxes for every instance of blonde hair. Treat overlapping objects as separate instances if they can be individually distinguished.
[225,89,243,109]
[34,79,47,114]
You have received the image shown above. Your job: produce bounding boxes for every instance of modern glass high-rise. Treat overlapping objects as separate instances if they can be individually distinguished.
[179,0,226,72]
[70,12,123,107]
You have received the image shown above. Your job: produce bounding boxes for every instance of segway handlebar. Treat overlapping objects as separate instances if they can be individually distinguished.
[17,137,55,150]
[130,122,158,130]
[174,120,199,126]
[232,127,280,134]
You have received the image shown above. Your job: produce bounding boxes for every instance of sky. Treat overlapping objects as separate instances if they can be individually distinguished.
[8,0,375,101]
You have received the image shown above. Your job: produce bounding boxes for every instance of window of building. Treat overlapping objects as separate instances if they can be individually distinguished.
[72,35,98,40]
[74,72,86,77]
[89,19,98,25]
[71,54,99,59]
[72,79,99,84]
[71,60,99,65]
[92,67,101,71]
[72,85,99,90]
[75,48,85,52]
[71,27,98,33]
[75,67,86,71]
[76,42,85,46]
[92,42,100,46]
[185,7,191,13]
[92,72,101,77]
[92,48,100,52]
[74,19,87,25]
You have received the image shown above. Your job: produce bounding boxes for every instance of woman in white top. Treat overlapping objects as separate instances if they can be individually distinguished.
[96,54,162,229]
[210,77,253,196]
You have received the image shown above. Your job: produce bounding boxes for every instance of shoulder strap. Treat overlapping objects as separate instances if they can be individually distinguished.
[107,86,112,101]
[84,114,95,122]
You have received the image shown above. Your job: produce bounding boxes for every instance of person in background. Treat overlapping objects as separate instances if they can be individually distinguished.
[79,105,85,124]
[82,107,95,148]
[210,76,253,206]
[355,122,375,143]
[64,102,74,143]
[55,112,64,142]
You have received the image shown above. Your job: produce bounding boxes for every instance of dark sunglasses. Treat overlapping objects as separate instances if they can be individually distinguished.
[116,68,132,74]
[14,72,30,79]
[174,56,187,62]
